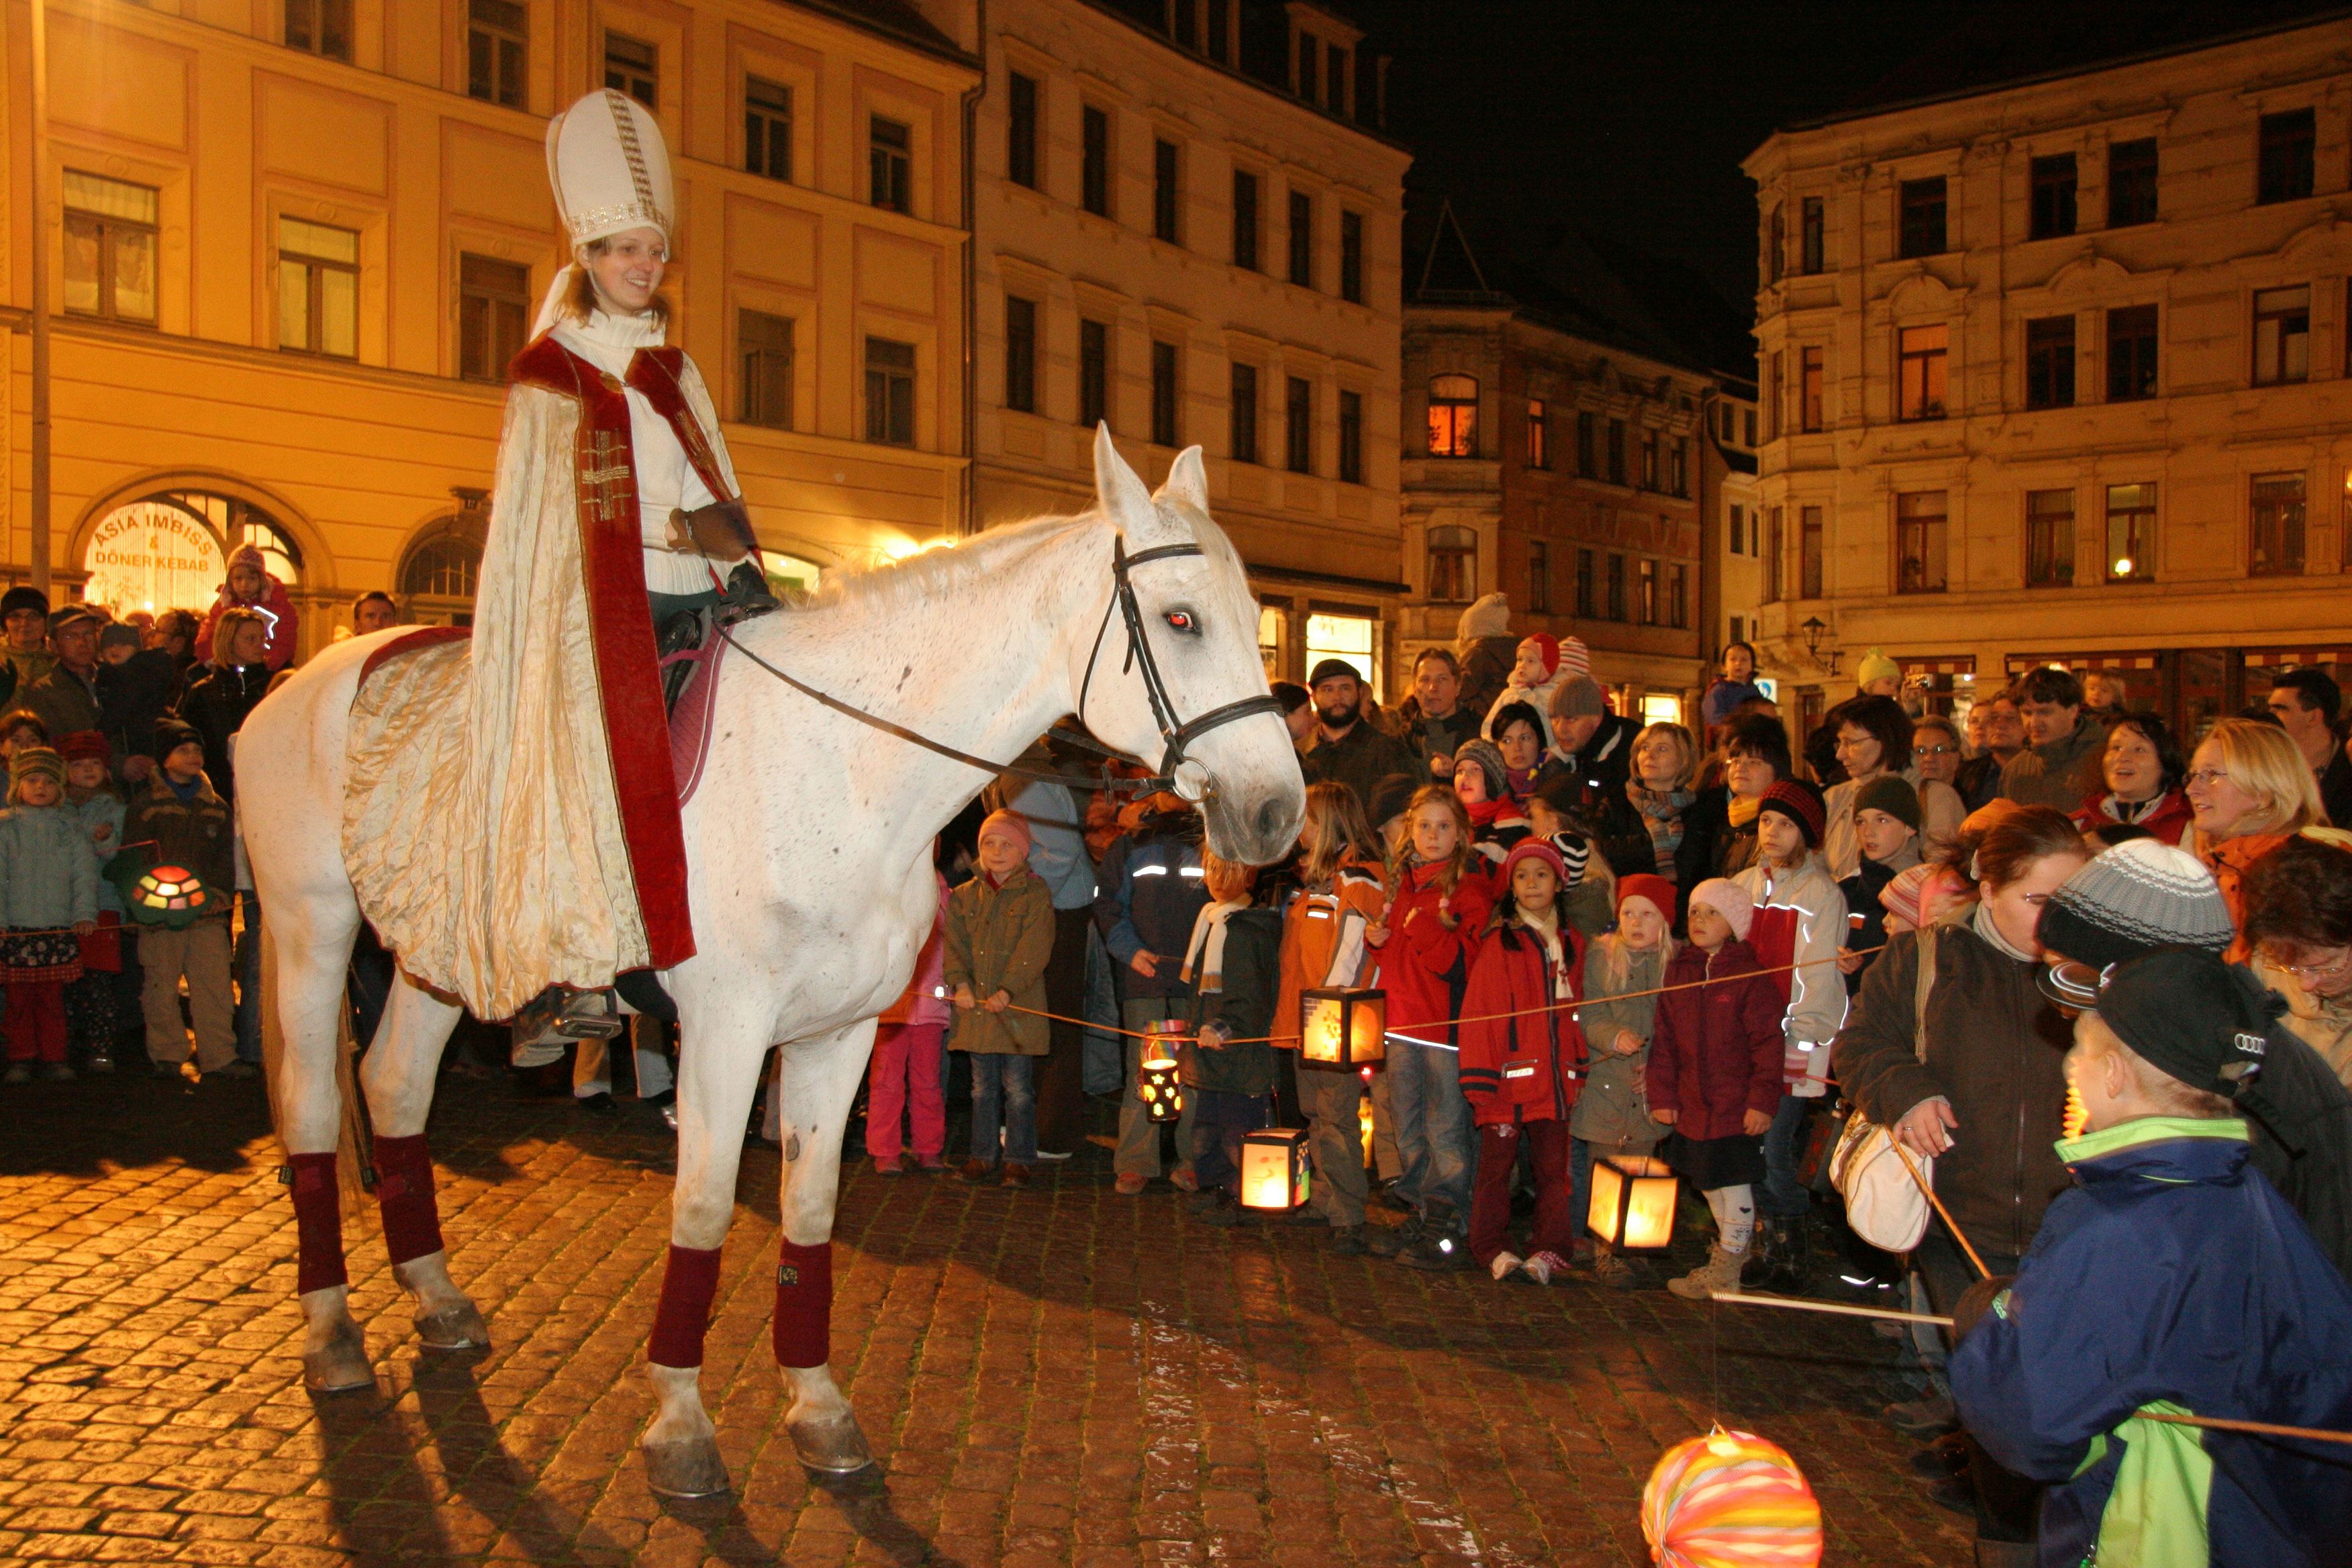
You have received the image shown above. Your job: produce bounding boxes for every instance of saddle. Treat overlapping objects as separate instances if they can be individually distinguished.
[658,558,783,807]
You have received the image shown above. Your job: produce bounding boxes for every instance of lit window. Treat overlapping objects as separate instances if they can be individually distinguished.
[1426,375,1476,457]
[1526,399,1548,469]
[1896,491,1947,593]
[1305,610,1377,695]
[2251,473,2306,577]
[62,171,157,326]
[1898,324,1947,420]
[2106,483,2155,581]
[278,217,358,358]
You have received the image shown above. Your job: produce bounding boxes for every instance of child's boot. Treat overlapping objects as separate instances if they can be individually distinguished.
[1667,1244,1747,1300]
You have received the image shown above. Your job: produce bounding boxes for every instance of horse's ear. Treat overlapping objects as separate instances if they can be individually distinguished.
[1091,424,1156,531]
[1155,446,1210,518]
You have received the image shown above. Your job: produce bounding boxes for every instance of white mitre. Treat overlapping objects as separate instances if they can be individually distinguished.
[533,89,675,335]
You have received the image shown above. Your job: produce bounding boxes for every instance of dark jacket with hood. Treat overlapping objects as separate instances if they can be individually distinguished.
[177,662,271,807]
[1092,807,1209,1002]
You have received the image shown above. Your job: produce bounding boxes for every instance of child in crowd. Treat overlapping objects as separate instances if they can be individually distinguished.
[1095,793,1208,1194]
[1459,839,1590,1285]
[1277,783,1387,1247]
[1185,852,1283,1226]
[126,720,238,1077]
[1480,633,1580,744]
[1647,877,1785,1300]
[1877,859,1973,938]
[0,747,99,1082]
[1950,951,2352,1567]
[0,712,48,763]
[1369,785,1495,1267]
[1526,775,1611,938]
[1836,775,1922,991]
[1572,873,1676,1287]
[945,810,1054,1189]
[58,731,127,1070]
[1452,738,1530,866]
[867,869,949,1175]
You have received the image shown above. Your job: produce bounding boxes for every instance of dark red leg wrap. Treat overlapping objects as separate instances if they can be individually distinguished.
[773,1238,833,1369]
[648,1244,724,1369]
[371,1133,445,1267]
[287,1153,347,1296]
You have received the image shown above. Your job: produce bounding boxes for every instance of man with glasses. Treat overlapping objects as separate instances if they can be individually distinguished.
[2263,669,2352,828]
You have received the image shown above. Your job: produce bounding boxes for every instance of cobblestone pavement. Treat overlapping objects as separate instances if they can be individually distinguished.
[0,1069,1973,1566]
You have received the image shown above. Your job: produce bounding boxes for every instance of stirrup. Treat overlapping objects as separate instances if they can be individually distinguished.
[509,987,622,1069]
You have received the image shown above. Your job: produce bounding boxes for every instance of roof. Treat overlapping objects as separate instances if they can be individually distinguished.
[1786,1,2352,131]
[773,0,976,66]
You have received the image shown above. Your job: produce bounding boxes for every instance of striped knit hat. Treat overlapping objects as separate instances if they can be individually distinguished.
[2037,838,2235,973]
[1758,779,1827,848]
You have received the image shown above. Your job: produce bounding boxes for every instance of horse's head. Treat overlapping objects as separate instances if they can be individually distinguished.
[1078,425,1307,865]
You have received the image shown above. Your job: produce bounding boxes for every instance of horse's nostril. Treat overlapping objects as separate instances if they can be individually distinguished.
[1254,797,1287,845]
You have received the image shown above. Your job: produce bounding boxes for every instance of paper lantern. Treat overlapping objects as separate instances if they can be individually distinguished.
[1641,1428,1822,1568]
[1588,1153,1679,1253]
[1137,1053,1184,1124]
[129,863,212,930]
[1239,1127,1311,1211]
[1299,987,1385,1069]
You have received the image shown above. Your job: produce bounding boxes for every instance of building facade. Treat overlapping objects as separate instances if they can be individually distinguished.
[1701,377,1760,685]
[3,0,975,654]
[962,0,1411,694]
[1745,13,2352,741]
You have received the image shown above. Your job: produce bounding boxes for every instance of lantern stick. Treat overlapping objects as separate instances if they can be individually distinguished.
[2137,1411,2352,1449]
[1891,1140,1992,1280]
[1707,1290,1953,1328]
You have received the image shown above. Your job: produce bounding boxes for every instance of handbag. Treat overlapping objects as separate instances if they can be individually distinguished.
[1829,924,1937,1253]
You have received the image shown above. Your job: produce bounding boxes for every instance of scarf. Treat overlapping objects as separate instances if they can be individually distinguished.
[2098,791,2165,825]
[1464,796,1506,829]
[1971,899,2037,965]
[1627,781,1696,876]
[1726,793,1764,829]
[1179,897,1250,991]
[1505,766,1542,801]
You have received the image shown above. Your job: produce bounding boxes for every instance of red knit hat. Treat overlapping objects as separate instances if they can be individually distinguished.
[1758,779,1827,848]
[56,730,109,765]
[1616,873,1677,925]
[1520,633,1561,679]
[1499,837,1570,891]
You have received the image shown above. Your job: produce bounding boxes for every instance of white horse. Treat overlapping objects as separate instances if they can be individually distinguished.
[242,428,1306,1496]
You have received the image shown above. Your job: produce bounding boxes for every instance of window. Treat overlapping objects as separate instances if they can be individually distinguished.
[1340,210,1364,303]
[1526,399,1549,469]
[1004,296,1037,414]
[1766,206,1785,285]
[1799,345,1824,432]
[2025,315,2075,409]
[2253,286,2310,385]
[1228,363,1258,462]
[1799,505,1824,598]
[1605,553,1626,621]
[1427,525,1475,603]
[1575,548,1595,618]
[1285,377,1312,474]
[1305,611,1377,695]
[1081,107,1110,216]
[467,0,526,108]
[1763,352,1780,442]
[400,530,481,604]
[1172,0,1199,49]
[1528,541,1552,614]
[1576,411,1597,476]
[1744,409,1757,446]
[2029,153,2077,240]
[1800,196,1824,275]
[1232,170,1260,270]
[745,76,793,181]
[1150,340,1179,446]
[1297,31,1318,100]
[739,309,795,430]
[2106,483,2155,581]
[1326,43,1348,113]
[2258,108,2316,205]
[870,117,912,213]
[1338,390,1363,484]
[1897,324,1948,420]
[1288,190,1313,287]
[1426,374,1476,457]
[286,0,351,61]
[1669,564,1689,630]
[61,171,157,325]
[1608,419,1626,485]
[277,217,358,358]
[1635,558,1656,624]
[456,253,529,383]
[2106,304,2157,401]
[2251,473,2307,576]
[1007,72,1039,189]
[603,32,656,109]
[2025,489,2073,587]
[1640,432,1659,491]
[1764,507,1782,601]
[864,337,915,446]
[1896,491,1947,593]
[1727,505,1747,557]
[2108,138,2159,227]
[1207,0,1228,62]
[1670,438,1689,497]
[1899,177,1947,258]
[1078,319,1108,428]
[1153,139,1181,244]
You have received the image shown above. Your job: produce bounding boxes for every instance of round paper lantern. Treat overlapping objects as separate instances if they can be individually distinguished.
[1641,1428,1822,1568]
[130,864,212,930]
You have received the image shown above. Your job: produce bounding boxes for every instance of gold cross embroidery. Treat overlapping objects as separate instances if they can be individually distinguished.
[579,430,634,523]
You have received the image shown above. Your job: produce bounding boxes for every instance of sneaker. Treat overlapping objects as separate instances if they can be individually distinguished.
[873,1156,903,1177]
[1518,1250,1571,1286]
[1591,1249,1648,1291]
[959,1159,994,1184]
[1034,1149,1075,1162]
[1883,1394,1959,1439]
[576,1091,618,1116]
[1926,1475,1975,1518]
[1399,1206,1471,1272]
[1489,1251,1525,1283]
[1114,1172,1148,1196]
[1365,1212,1420,1259]
[212,1061,259,1080]
[85,1053,113,1075]
[2,1063,30,1085]
[999,1163,1031,1190]
[1167,1166,1199,1193]
[41,1063,76,1083]
[1369,1182,1414,1215]
[1328,1225,1368,1257]
[914,1155,946,1172]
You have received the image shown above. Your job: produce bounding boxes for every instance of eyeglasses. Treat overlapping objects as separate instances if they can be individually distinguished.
[1914,743,1957,757]
[2267,947,2352,983]
[2184,767,2232,790]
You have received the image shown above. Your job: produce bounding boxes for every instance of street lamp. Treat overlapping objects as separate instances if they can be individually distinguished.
[1799,616,1842,675]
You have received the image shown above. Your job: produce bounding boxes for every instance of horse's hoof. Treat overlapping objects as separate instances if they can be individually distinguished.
[788,1411,875,1474]
[301,1322,375,1393]
[415,1301,490,1351]
[643,1436,730,1498]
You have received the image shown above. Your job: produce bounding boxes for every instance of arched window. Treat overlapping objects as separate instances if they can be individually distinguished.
[80,489,298,618]
[397,518,486,626]
[161,490,302,584]
[1426,523,1476,603]
[1426,374,1477,458]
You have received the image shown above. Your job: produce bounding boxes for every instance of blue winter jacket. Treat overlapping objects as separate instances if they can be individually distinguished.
[1950,1118,2352,1568]
[1091,827,1207,1002]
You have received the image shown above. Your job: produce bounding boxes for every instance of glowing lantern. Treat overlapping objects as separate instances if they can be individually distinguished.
[128,864,213,930]
[1136,1046,1185,1124]
[1642,1427,1822,1567]
[1299,987,1385,1069]
[1588,1153,1679,1253]
[1239,1127,1311,1211]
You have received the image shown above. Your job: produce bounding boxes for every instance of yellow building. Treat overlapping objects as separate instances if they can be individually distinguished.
[3,0,976,656]
[963,0,1411,695]
[1746,12,2352,740]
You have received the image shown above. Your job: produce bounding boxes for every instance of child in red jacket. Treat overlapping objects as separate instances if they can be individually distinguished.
[1459,838,1589,1285]
[1647,876,1785,1301]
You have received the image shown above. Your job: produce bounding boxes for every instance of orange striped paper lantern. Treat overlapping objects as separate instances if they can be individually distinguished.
[1641,1428,1823,1568]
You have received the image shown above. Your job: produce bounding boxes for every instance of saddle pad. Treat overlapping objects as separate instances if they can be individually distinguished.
[667,634,729,809]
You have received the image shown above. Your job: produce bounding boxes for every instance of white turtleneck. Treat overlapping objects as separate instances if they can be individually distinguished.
[550,308,720,597]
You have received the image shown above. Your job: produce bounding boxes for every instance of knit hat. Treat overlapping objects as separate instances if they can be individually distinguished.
[1367,772,1418,830]
[1879,862,1939,929]
[1853,775,1922,832]
[1549,676,1607,721]
[153,717,203,760]
[1758,779,1827,848]
[1451,736,1510,799]
[977,807,1033,859]
[2094,949,2283,1108]
[1456,592,1512,642]
[56,730,109,765]
[1687,877,1755,940]
[1546,830,1593,889]
[1857,648,1901,689]
[1557,636,1592,679]
[226,542,268,576]
[1307,657,1362,689]
[2036,840,2234,1005]
[98,624,140,654]
[1499,838,1570,893]
[9,746,64,790]
[1520,634,1561,679]
[1616,873,1677,927]
[0,586,48,620]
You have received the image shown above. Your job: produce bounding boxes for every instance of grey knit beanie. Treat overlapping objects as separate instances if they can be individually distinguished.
[2037,838,2236,974]
[1549,677,1606,721]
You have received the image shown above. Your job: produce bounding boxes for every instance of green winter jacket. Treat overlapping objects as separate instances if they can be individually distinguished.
[943,865,1055,1055]
[1569,939,1666,1153]
[0,803,99,930]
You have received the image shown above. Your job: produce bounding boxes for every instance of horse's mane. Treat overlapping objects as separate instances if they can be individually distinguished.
[801,508,1099,621]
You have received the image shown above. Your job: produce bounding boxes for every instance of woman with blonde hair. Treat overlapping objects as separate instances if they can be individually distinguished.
[2186,717,2329,930]
[1587,721,1697,884]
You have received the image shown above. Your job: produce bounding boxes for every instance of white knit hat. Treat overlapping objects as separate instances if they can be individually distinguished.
[1687,877,1754,941]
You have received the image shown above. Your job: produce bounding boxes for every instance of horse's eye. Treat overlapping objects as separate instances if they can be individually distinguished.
[1165,610,1197,634]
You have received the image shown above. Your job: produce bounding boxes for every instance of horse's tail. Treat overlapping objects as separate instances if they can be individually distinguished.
[259,919,374,1214]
